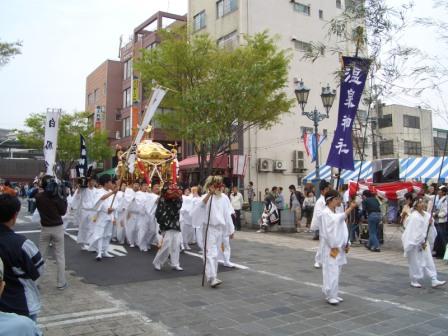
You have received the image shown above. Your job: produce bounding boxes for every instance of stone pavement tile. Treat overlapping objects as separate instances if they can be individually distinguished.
[270,306,297,315]
[424,317,448,330]
[169,326,200,336]
[237,321,271,334]
[89,331,114,336]
[209,317,238,329]
[211,327,247,336]
[300,317,334,328]
[182,300,208,308]
[330,317,366,330]
[91,320,123,331]
[356,317,417,335]
[252,310,278,319]
[276,313,302,323]
[347,315,382,327]
[389,328,427,336]
[309,326,343,336]
[112,326,146,336]
[256,317,288,328]
[66,325,96,335]
[40,327,68,336]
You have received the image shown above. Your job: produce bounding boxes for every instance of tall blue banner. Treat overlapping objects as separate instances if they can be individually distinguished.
[326,56,371,171]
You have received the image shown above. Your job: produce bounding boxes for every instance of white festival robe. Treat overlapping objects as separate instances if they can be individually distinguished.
[191,194,235,281]
[124,189,146,246]
[218,194,235,265]
[190,196,203,250]
[310,195,326,265]
[320,207,349,300]
[137,192,158,251]
[88,188,115,254]
[180,195,194,248]
[401,210,438,281]
[72,187,98,245]
[112,191,127,244]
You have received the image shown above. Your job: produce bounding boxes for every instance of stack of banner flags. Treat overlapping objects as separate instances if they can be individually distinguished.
[303,131,327,162]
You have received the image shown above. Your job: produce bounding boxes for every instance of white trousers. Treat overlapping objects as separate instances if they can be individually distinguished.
[321,246,346,300]
[153,230,182,267]
[195,227,204,251]
[112,212,126,244]
[180,221,194,247]
[77,210,95,245]
[137,217,151,251]
[88,219,113,256]
[218,234,231,265]
[407,246,437,282]
[204,225,224,281]
[125,213,139,245]
[315,239,323,265]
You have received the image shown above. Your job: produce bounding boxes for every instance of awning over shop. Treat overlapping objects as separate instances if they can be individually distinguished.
[97,167,116,177]
[178,154,228,170]
[303,157,448,184]
[303,161,372,184]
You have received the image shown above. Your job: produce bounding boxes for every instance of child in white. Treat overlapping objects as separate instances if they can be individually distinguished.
[320,190,356,305]
[402,197,446,288]
[72,179,98,250]
[180,190,194,250]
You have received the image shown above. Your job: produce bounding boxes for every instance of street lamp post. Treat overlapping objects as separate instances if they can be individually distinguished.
[294,79,336,181]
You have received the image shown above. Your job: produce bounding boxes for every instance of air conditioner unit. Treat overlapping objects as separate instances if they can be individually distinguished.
[258,158,273,172]
[293,150,305,172]
[274,160,287,171]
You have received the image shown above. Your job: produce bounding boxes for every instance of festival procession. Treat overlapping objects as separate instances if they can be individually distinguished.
[1,1,448,335]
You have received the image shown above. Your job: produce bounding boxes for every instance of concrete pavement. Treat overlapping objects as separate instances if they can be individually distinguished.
[33,226,448,336]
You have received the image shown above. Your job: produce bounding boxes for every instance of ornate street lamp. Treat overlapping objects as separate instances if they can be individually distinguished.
[294,79,336,180]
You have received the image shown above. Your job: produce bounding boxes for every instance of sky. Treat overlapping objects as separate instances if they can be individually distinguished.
[0,0,447,130]
[0,0,188,130]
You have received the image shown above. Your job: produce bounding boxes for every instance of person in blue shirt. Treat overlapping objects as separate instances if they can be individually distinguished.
[0,257,42,336]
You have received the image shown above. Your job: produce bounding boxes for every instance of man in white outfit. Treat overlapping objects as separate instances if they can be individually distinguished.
[192,176,234,288]
[88,175,117,261]
[72,178,97,250]
[310,180,331,269]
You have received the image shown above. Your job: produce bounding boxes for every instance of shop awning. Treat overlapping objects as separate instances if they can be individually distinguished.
[97,167,116,177]
[179,154,228,170]
[303,161,372,184]
[303,157,448,184]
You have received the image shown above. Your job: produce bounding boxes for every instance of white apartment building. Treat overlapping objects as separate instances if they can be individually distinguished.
[188,0,358,197]
[376,104,433,159]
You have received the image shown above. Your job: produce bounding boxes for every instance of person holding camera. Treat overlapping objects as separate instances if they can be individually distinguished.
[35,175,68,290]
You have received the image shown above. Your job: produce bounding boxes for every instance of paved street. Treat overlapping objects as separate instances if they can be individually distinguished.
[14,204,448,336]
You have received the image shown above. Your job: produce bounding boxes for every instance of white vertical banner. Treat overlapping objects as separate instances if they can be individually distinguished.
[127,87,167,174]
[233,155,248,176]
[44,109,62,176]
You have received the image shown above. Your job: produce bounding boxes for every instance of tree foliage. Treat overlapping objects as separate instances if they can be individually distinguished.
[17,112,113,178]
[135,28,293,182]
[0,39,22,67]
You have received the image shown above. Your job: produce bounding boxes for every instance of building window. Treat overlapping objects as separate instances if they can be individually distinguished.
[193,11,206,32]
[292,2,311,16]
[403,115,420,129]
[217,30,238,49]
[93,89,99,103]
[378,114,392,128]
[319,9,324,19]
[87,93,93,106]
[122,117,131,138]
[336,0,342,9]
[123,88,131,108]
[124,59,132,80]
[217,0,238,18]
[293,40,312,53]
[380,140,394,156]
[404,141,421,155]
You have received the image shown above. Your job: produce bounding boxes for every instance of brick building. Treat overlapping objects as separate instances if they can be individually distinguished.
[85,11,187,169]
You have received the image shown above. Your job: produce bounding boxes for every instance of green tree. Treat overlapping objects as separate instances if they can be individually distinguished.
[17,111,113,178]
[136,28,293,182]
[0,39,22,67]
